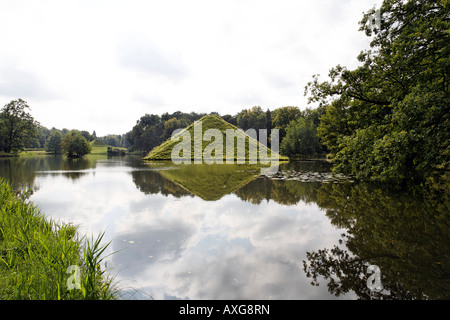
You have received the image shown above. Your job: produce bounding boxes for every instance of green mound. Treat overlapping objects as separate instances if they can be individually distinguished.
[90,139,109,147]
[143,115,287,162]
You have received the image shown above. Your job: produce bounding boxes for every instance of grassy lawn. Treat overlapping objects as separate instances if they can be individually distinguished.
[90,139,128,155]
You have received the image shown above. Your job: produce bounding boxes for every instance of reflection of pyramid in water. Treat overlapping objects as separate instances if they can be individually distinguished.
[158,164,261,201]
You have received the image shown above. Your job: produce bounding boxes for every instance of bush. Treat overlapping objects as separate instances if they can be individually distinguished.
[62,130,92,158]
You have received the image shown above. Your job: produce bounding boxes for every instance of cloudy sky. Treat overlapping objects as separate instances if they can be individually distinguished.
[0,0,381,136]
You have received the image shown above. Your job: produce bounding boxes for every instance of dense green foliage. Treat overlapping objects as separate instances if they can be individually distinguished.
[0,179,117,299]
[62,130,92,159]
[0,99,38,153]
[126,111,206,153]
[305,0,449,184]
[271,106,302,141]
[128,107,326,159]
[45,130,63,155]
[280,117,321,157]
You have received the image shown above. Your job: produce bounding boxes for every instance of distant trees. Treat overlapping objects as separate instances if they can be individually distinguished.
[126,114,163,153]
[126,111,207,153]
[281,117,321,158]
[124,107,327,157]
[236,106,266,131]
[62,130,92,159]
[271,106,302,141]
[0,99,37,153]
[45,130,63,155]
[0,98,326,161]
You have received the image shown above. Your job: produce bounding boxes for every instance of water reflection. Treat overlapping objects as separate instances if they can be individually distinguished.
[303,182,450,300]
[0,155,448,299]
[135,163,262,201]
[0,155,102,191]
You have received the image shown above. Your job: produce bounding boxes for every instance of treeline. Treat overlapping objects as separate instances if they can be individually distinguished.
[0,98,326,159]
[0,99,129,158]
[0,99,95,158]
[125,106,327,158]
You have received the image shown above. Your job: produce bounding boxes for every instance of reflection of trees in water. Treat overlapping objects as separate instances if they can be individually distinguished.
[4,155,446,299]
[0,156,101,191]
[59,157,95,181]
[223,172,450,299]
[234,177,322,205]
[281,160,332,173]
[131,169,193,199]
[303,183,450,300]
[0,157,37,192]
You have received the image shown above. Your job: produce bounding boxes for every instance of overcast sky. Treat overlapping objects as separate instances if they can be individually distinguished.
[0,0,381,136]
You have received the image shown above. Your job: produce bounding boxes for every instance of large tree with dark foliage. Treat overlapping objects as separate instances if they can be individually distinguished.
[305,0,449,185]
[0,99,37,153]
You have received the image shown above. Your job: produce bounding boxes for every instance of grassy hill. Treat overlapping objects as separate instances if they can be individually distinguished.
[143,115,288,162]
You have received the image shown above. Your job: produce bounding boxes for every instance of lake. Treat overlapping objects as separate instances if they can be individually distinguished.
[0,155,448,299]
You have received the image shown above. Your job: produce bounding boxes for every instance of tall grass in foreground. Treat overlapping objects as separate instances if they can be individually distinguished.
[0,178,117,300]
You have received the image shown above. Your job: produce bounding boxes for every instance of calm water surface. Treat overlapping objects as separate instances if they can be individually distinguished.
[0,155,448,299]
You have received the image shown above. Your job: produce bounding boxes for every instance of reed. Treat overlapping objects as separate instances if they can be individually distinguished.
[0,178,118,300]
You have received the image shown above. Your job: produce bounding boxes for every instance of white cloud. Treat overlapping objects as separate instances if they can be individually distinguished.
[0,0,382,135]
[0,64,59,100]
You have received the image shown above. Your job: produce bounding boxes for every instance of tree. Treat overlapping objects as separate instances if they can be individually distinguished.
[280,117,321,157]
[271,106,302,141]
[237,106,266,131]
[45,130,63,154]
[0,99,37,153]
[80,130,93,142]
[305,0,450,184]
[161,117,183,141]
[102,134,120,147]
[265,109,272,131]
[221,114,237,126]
[62,130,92,158]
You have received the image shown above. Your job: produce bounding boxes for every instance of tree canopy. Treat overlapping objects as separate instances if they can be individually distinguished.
[280,117,321,158]
[45,130,63,155]
[0,99,37,153]
[305,0,449,185]
[62,130,92,159]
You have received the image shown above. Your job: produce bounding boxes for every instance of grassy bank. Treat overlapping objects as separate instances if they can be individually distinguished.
[90,139,128,155]
[0,179,117,300]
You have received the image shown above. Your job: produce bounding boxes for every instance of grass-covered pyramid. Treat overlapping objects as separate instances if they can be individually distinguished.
[143,114,287,162]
